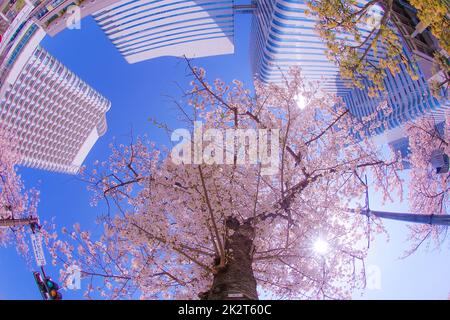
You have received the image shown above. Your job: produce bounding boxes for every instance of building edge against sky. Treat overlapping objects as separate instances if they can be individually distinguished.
[92,0,235,63]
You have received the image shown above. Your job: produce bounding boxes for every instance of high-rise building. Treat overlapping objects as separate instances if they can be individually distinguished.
[92,0,235,63]
[29,0,120,36]
[0,1,112,174]
[250,0,364,94]
[250,0,449,134]
[341,61,447,136]
[0,45,111,174]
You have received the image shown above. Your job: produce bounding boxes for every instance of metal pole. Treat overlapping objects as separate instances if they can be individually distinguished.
[359,209,450,226]
[0,217,38,227]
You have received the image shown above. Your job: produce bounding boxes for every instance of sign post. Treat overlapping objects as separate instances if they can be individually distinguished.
[30,232,47,267]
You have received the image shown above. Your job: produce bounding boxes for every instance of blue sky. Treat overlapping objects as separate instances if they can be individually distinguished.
[1,13,449,300]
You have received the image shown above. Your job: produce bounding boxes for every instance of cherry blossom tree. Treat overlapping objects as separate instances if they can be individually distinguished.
[0,127,39,257]
[43,65,419,300]
[404,110,449,253]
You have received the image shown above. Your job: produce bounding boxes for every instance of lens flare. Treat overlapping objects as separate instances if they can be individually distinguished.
[313,239,329,255]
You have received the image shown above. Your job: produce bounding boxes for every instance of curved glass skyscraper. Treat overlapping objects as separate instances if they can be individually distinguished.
[93,0,235,63]
[250,0,448,135]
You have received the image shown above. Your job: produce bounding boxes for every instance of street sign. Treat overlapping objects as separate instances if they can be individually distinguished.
[30,233,47,267]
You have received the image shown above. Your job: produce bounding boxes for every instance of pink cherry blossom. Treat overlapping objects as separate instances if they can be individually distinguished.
[45,65,445,300]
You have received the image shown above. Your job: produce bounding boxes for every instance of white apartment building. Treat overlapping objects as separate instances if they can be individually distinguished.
[0,1,112,174]
[0,44,111,174]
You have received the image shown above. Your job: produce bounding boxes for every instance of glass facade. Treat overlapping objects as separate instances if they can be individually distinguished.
[93,0,235,63]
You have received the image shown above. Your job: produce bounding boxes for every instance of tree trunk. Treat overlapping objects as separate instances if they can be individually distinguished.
[205,217,258,300]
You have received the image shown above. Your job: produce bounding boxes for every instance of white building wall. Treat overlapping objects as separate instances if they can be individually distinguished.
[93,0,235,63]
[0,46,111,174]
[71,126,100,169]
